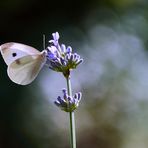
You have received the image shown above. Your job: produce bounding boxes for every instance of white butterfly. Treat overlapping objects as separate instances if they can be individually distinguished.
[0,42,47,85]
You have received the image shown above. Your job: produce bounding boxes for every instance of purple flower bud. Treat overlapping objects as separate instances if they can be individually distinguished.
[61,44,66,53]
[52,32,59,41]
[54,89,82,112]
[54,101,60,106]
[66,46,72,53]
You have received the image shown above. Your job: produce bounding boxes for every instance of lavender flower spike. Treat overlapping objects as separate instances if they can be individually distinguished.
[45,32,83,77]
[54,89,82,112]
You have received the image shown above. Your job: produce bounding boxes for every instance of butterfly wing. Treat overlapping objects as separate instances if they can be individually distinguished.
[7,54,46,85]
[0,42,41,65]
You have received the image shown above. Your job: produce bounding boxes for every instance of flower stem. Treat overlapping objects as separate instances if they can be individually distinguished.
[66,76,76,148]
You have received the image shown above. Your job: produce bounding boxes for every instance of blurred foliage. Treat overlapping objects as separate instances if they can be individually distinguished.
[1,0,148,148]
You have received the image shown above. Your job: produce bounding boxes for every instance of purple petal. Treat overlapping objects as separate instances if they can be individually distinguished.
[52,32,59,41]
[61,44,66,53]
[77,92,82,100]
[66,46,72,53]
[54,101,60,106]
[62,89,67,95]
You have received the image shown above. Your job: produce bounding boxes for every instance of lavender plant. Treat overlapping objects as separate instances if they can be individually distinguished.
[46,32,83,148]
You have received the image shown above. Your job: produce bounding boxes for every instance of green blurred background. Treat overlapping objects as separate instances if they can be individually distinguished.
[1,0,148,148]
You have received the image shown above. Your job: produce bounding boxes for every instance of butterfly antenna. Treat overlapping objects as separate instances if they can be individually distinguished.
[43,34,46,50]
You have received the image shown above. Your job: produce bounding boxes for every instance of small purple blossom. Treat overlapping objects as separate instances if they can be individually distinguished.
[49,32,60,47]
[45,32,83,77]
[54,89,82,112]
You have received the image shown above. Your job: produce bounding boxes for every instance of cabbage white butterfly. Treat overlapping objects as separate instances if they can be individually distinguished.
[0,42,47,85]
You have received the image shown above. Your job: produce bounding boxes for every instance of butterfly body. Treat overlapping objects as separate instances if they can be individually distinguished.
[0,42,47,85]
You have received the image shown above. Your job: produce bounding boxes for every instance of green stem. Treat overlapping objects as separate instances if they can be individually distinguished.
[66,76,76,148]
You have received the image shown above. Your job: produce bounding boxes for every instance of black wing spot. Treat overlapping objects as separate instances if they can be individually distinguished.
[12,53,17,57]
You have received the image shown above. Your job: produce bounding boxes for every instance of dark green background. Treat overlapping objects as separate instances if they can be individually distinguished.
[1,0,148,148]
